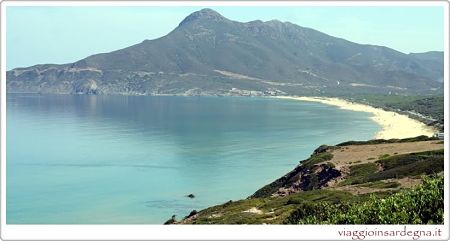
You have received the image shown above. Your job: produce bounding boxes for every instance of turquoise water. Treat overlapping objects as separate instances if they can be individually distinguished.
[6,94,380,224]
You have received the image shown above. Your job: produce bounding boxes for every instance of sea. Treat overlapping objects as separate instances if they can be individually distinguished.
[6,94,380,224]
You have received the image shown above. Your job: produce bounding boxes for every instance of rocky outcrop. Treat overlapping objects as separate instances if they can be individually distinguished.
[251,146,341,198]
[269,162,341,197]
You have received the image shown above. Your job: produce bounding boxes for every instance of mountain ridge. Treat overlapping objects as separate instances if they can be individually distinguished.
[7,8,444,96]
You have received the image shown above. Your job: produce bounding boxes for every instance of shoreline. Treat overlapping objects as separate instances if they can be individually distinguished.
[9,92,438,139]
[275,96,437,140]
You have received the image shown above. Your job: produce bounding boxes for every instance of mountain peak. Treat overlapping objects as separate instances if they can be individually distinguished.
[178,8,227,26]
[196,8,222,16]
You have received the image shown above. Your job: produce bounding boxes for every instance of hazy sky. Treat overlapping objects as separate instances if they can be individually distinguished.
[6,6,445,70]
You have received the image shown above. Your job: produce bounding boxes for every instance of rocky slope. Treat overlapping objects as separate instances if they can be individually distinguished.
[7,8,444,96]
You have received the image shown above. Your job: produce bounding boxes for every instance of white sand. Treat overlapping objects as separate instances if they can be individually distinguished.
[276,96,436,139]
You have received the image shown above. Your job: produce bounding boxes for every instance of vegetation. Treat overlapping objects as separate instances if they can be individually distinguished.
[183,175,442,224]
[356,181,400,189]
[339,163,378,185]
[302,152,333,168]
[379,150,443,170]
[184,189,380,224]
[358,181,400,188]
[340,149,443,185]
[368,150,444,181]
[346,95,444,130]
[379,153,390,159]
[285,176,443,224]
[252,139,443,199]
[337,135,437,146]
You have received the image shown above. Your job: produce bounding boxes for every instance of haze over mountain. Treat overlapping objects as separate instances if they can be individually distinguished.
[7,8,444,96]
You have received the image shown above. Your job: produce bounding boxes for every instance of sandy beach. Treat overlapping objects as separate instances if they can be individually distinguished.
[276,96,436,139]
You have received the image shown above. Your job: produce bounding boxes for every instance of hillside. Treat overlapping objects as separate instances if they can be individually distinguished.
[174,136,444,224]
[7,8,444,96]
[409,51,444,83]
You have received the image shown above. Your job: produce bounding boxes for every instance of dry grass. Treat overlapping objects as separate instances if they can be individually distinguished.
[326,141,443,169]
[321,140,443,192]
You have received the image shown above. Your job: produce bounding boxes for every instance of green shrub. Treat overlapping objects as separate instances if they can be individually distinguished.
[340,163,378,185]
[302,152,333,168]
[285,176,443,224]
[379,154,390,159]
[363,150,444,182]
[304,175,319,191]
[357,181,400,189]
[341,150,444,184]
[336,135,437,147]
[378,150,443,170]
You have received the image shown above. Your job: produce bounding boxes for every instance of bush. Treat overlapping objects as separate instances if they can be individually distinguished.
[340,163,378,185]
[357,181,400,189]
[363,150,444,182]
[284,176,444,224]
[379,154,390,159]
[302,152,333,168]
[336,135,437,147]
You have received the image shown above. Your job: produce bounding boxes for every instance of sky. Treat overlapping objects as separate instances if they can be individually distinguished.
[6,6,445,70]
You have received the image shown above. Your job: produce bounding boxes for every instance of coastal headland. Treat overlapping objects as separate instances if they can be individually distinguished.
[176,136,444,224]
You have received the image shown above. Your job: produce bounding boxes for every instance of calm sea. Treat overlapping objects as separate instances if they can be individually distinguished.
[6,94,379,224]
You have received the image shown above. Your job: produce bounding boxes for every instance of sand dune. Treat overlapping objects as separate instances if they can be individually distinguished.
[276,96,436,139]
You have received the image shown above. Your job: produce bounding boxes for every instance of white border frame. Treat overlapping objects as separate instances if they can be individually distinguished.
[1,1,449,240]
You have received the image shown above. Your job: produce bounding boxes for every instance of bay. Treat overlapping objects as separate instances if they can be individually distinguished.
[6,94,379,224]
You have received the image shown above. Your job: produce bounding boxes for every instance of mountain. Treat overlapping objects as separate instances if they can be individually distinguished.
[409,51,444,82]
[7,8,444,96]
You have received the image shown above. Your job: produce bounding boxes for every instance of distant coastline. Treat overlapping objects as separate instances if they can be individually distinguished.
[275,96,437,139]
